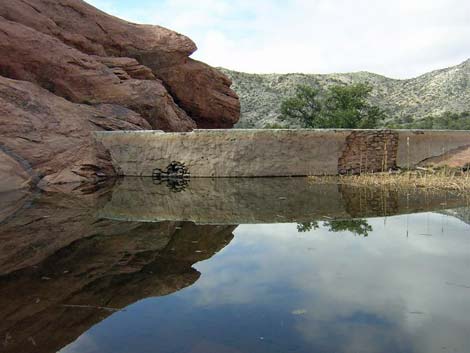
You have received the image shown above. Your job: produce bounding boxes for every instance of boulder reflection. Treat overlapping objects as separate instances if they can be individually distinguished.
[0,189,235,353]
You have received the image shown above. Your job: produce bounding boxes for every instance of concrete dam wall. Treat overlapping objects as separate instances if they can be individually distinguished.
[95,129,470,177]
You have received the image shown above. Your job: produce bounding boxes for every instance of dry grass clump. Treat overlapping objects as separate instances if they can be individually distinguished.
[309,169,470,192]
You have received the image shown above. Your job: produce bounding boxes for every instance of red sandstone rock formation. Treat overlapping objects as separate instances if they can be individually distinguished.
[0,76,151,185]
[0,0,240,189]
[157,59,241,128]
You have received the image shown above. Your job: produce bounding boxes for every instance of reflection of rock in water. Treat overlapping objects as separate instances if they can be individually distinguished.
[1,178,468,353]
[0,189,235,353]
[99,178,470,224]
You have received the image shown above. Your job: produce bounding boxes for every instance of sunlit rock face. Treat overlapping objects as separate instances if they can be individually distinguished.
[0,0,240,188]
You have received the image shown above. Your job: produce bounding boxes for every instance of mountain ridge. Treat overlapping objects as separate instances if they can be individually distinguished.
[220,59,470,128]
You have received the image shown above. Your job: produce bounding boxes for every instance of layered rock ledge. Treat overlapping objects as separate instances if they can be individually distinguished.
[0,0,240,190]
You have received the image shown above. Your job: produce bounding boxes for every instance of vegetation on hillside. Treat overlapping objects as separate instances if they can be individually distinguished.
[220,59,470,129]
[280,83,385,128]
[388,111,470,130]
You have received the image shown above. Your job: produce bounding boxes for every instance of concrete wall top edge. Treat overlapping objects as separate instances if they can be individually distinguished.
[94,130,166,136]
[94,129,470,136]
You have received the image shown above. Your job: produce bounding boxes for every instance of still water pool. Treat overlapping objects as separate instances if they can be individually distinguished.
[1,178,469,353]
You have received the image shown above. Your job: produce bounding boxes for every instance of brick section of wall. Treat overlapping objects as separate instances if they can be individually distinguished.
[338,130,399,174]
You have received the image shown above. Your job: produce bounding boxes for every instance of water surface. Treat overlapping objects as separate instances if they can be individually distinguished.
[1,178,469,353]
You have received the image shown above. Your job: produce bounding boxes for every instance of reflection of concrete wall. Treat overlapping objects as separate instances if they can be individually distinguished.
[98,178,469,224]
[95,129,470,177]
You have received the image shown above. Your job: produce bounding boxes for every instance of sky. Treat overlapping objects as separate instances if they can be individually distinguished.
[86,0,470,78]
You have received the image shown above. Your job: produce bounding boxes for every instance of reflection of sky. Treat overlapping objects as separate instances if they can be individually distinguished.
[61,212,470,353]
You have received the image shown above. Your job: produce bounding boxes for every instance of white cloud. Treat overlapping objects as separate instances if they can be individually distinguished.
[189,213,470,352]
[86,0,470,78]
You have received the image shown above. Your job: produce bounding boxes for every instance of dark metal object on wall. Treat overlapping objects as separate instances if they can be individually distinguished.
[152,161,190,192]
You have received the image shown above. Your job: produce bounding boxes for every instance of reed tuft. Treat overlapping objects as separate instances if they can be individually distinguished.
[309,169,470,192]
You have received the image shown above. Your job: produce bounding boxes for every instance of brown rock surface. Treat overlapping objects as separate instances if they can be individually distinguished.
[0,18,196,132]
[156,58,241,128]
[94,56,156,80]
[0,0,240,188]
[0,0,239,127]
[0,148,34,192]
[0,76,150,185]
[0,189,32,224]
[0,0,197,60]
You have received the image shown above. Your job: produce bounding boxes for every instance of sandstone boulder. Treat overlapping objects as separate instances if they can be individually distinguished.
[156,58,241,128]
[0,0,197,59]
[0,76,150,186]
[0,0,239,128]
[0,17,196,132]
[0,0,240,188]
[0,149,33,193]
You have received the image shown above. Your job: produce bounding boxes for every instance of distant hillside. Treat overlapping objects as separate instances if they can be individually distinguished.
[220,59,470,128]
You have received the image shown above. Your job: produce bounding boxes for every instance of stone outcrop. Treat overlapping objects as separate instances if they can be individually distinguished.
[0,18,195,132]
[0,0,240,127]
[0,147,34,193]
[0,76,150,185]
[0,0,240,189]
[0,0,197,61]
[155,59,241,128]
